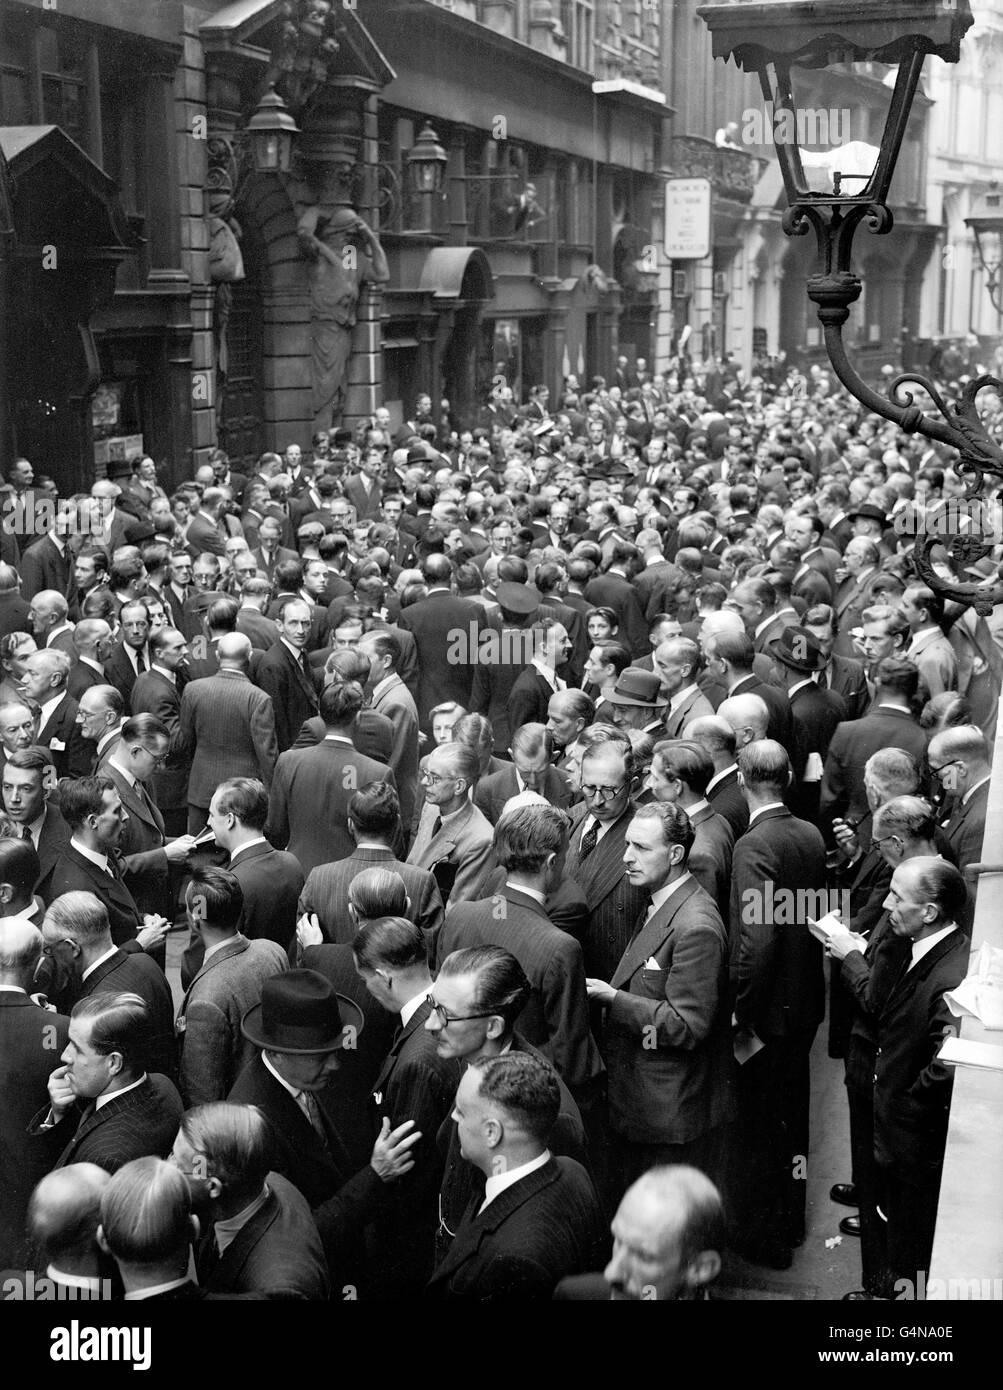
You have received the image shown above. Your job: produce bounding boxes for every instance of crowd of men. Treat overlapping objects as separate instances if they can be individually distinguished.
[0,350,995,1301]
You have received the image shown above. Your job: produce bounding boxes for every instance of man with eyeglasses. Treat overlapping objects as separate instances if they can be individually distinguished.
[822,795,947,1301]
[429,944,589,1264]
[435,803,603,1106]
[350,915,460,1294]
[928,724,992,866]
[407,743,493,908]
[564,737,649,982]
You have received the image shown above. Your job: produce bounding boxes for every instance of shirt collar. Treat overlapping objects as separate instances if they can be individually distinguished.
[70,836,111,874]
[214,1183,271,1257]
[909,923,959,970]
[151,662,175,684]
[203,936,239,965]
[668,682,697,713]
[96,724,123,756]
[706,765,734,793]
[505,880,546,906]
[749,801,785,824]
[788,677,815,697]
[107,752,137,788]
[371,674,396,701]
[963,774,991,804]
[261,1050,302,1102]
[96,1073,147,1110]
[81,944,119,981]
[47,1266,103,1292]
[648,872,692,917]
[37,692,64,723]
[399,990,428,1030]
[125,1277,194,1301]
[480,1149,551,1213]
[229,836,268,862]
[754,615,777,638]
[80,655,103,673]
[684,798,710,819]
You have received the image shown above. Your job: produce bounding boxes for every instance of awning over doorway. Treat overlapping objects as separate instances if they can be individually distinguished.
[417,246,495,302]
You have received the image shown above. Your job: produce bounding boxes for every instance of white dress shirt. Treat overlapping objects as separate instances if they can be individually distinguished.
[478,1149,552,1214]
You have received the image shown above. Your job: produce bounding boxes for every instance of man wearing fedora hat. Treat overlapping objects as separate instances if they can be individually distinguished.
[604,668,667,740]
[228,967,421,1286]
[768,626,847,822]
[846,503,893,562]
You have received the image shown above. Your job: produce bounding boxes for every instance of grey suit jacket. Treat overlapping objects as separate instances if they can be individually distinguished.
[177,934,289,1107]
[687,802,734,921]
[178,668,279,806]
[606,874,734,1144]
[299,845,444,949]
[370,674,420,833]
[407,800,494,908]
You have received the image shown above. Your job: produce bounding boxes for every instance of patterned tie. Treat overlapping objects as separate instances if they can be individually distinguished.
[578,819,600,862]
[21,825,32,842]
[299,1091,328,1144]
[817,669,828,690]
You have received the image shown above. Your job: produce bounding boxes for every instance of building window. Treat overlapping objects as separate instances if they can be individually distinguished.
[562,1,594,71]
[0,14,31,125]
[37,24,88,147]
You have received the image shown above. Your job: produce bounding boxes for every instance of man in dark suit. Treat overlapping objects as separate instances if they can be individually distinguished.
[728,741,827,1269]
[436,804,603,1104]
[0,917,70,1268]
[251,514,298,584]
[171,1108,329,1299]
[555,1164,726,1300]
[583,545,649,659]
[507,618,573,733]
[426,1052,608,1300]
[929,724,992,865]
[267,681,395,877]
[353,916,461,1293]
[67,618,114,701]
[294,648,395,763]
[768,625,847,821]
[298,781,443,947]
[868,859,970,1289]
[685,715,750,839]
[103,600,152,708]
[802,603,870,719]
[429,946,589,1264]
[821,657,928,831]
[96,1155,206,1302]
[2,747,71,888]
[17,509,74,601]
[397,554,490,731]
[227,969,426,1285]
[0,562,32,637]
[254,598,319,752]
[702,628,792,748]
[831,537,882,657]
[646,742,734,921]
[38,775,165,953]
[178,633,279,833]
[41,891,176,1078]
[468,583,538,755]
[473,722,573,824]
[176,868,288,1105]
[18,648,90,779]
[359,629,420,838]
[30,992,183,1172]
[729,577,787,655]
[130,626,190,838]
[564,738,649,981]
[103,714,196,922]
[184,489,230,557]
[586,802,733,1196]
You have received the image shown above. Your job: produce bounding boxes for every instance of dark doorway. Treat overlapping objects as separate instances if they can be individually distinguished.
[218,238,264,471]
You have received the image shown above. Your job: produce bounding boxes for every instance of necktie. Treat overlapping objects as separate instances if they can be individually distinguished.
[578,819,599,862]
[817,669,828,690]
[299,1091,328,1144]
[202,1231,222,1278]
[135,650,146,673]
[21,825,32,842]
[431,816,443,840]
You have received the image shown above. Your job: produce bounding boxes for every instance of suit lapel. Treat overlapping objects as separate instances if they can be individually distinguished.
[211,1191,278,1285]
[881,929,965,1015]
[373,997,431,1095]
[611,876,699,987]
[432,1158,560,1284]
[182,937,249,1011]
[570,808,630,904]
[79,950,126,996]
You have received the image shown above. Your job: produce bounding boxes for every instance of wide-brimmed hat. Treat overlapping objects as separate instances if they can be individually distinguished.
[769,625,827,674]
[496,582,540,616]
[241,969,364,1054]
[846,503,889,528]
[605,667,665,708]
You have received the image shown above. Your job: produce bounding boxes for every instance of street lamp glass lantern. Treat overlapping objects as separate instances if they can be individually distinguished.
[967,189,1003,278]
[246,85,300,174]
[406,122,448,195]
[697,1,974,210]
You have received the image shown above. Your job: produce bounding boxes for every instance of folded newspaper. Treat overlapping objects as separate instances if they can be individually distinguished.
[944,943,1003,1031]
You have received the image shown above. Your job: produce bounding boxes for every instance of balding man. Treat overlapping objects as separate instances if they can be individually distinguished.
[716,692,770,750]
[89,479,139,554]
[18,647,89,778]
[653,637,714,737]
[178,631,279,833]
[0,919,71,1267]
[68,619,114,701]
[555,1165,725,1300]
[29,589,74,656]
[76,684,125,771]
[702,628,792,745]
[929,724,992,865]
[397,555,487,731]
[27,1164,112,1297]
[0,699,36,770]
[407,742,493,907]
[0,561,30,640]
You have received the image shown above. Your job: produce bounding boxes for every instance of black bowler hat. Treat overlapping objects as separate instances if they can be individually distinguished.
[496,581,540,616]
[769,625,827,674]
[241,969,364,1054]
[846,503,889,528]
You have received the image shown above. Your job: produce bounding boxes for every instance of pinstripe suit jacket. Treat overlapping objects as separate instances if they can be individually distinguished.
[266,739,395,876]
[36,1074,183,1172]
[76,947,178,1082]
[299,845,443,949]
[178,668,279,805]
[131,667,188,811]
[563,804,649,982]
